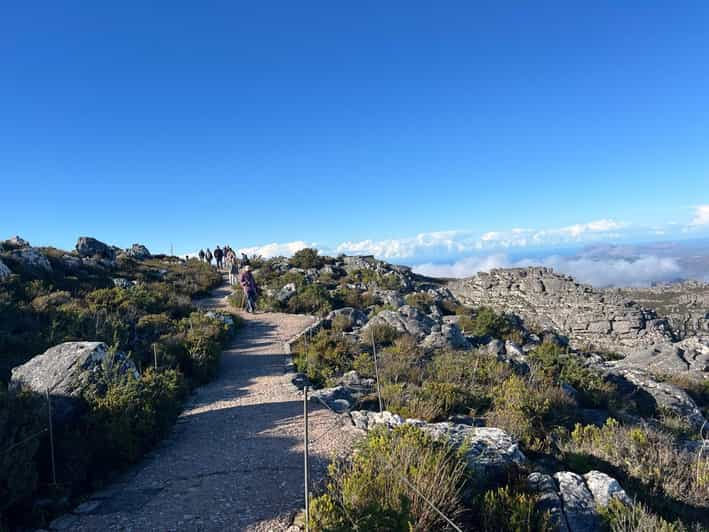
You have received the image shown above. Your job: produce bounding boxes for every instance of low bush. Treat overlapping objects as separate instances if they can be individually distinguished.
[309,425,467,532]
[488,374,575,452]
[287,284,333,315]
[289,248,325,269]
[476,485,551,532]
[404,292,436,313]
[293,328,359,387]
[563,419,709,525]
[600,499,687,532]
[457,307,512,339]
[84,367,187,467]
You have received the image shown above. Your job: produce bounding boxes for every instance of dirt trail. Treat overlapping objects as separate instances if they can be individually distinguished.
[53,280,355,531]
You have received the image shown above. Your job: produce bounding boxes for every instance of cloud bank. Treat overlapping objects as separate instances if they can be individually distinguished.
[691,205,709,226]
[414,254,684,287]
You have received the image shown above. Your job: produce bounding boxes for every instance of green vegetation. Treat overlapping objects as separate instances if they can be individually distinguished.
[309,425,466,532]
[475,484,551,532]
[0,251,234,528]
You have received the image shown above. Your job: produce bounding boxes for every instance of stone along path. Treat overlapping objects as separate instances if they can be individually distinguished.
[56,282,356,531]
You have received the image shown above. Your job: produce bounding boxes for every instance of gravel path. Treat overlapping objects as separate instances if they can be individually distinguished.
[52,281,356,531]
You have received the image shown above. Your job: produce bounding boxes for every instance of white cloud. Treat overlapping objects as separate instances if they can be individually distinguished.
[238,240,316,258]
[414,253,683,288]
[691,205,709,226]
[335,219,625,260]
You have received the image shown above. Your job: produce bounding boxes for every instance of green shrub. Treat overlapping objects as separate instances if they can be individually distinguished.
[527,342,616,408]
[365,323,400,347]
[293,328,358,387]
[478,485,551,532]
[563,419,709,518]
[600,499,687,532]
[309,425,466,532]
[289,248,324,269]
[458,307,511,338]
[0,384,45,514]
[85,368,187,467]
[488,374,575,451]
[177,312,231,384]
[287,284,333,316]
[404,292,436,313]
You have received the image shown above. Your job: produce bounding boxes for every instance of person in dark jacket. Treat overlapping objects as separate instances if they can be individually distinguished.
[198,249,205,262]
[239,265,258,313]
[214,246,224,270]
[205,248,213,265]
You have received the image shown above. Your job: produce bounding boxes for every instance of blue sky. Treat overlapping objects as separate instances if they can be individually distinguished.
[2,1,709,266]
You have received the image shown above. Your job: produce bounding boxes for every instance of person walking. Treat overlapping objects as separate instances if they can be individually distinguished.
[214,246,224,270]
[198,249,205,262]
[205,248,213,265]
[239,265,258,313]
[229,260,239,286]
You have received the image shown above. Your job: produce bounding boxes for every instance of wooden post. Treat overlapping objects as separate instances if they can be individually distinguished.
[371,330,384,413]
[303,385,310,531]
[46,389,57,486]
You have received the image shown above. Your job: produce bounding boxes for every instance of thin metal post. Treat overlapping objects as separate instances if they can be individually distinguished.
[153,344,158,370]
[303,385,310,531]
[371,330,384,413]
[46,389,57,486]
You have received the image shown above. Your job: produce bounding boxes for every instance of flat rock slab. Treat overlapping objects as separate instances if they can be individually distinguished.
[60,287,356,532]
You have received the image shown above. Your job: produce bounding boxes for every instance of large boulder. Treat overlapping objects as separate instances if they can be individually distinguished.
[125,243,151,259]
[9,247,53,276]
[364,305,436,339]
[583,471,630,508]
[326,307,368,328]
[606,368,706,430]
[76,237,115,259]
[0,258,12,280]
[276,283,297,303]
[310,386,355,413]
[1,235,30,249]
[615,338,709,381]
[527,473,569,532]
[553,472,602,532]
[421,323,471,350]
[10,342,138,426]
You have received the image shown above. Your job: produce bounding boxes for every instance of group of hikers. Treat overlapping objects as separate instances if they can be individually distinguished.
[196,245,258,313]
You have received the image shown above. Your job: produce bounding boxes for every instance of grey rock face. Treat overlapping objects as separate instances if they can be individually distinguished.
[8,247,53,276]
[607,367,706,430]
[276,282,297,303]
[421,323,471,350]
[364,305,435,339]
[616,337,709,381]
[310,386,355,413]
[326,307,369,328]
[10,342,138,426]
[583,471,631,508]
[527,473,569,532]
[0,258,12,280]
[126,243,151,259]
[349,411,526,490]
[449,267,674,354]
[112,277,133,289]
[76,236,115,259]
[2,235,30,249]
[553,471,602,532]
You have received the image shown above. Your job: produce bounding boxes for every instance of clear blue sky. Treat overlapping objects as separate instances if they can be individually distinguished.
[2,1,708,256]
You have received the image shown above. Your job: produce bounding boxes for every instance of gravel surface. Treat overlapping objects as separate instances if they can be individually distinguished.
[53,282,356,531]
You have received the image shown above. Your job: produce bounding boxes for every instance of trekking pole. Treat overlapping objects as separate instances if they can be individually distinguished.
[303,385,310,531]
[46,389,57,487]
[371,330,384,413]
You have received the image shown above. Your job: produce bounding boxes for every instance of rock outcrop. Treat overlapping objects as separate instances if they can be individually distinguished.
[349,410,526,490]
[450,267,674,353]
[125,243,151,259]
[0,258,12,280]
[76,236,115,259]
[553,472,602,532]
[614,337,709,381]
[10,342,138,426]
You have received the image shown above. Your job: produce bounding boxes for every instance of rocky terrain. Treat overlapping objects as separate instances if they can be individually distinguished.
[3,238,709,531]
[449,267,677,354]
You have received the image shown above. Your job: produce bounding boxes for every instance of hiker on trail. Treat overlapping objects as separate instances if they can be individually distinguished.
[214,246,224,270]
[226,248,237,267]
[241,252,249,267]
[205,248,213,265]
[229,260,239,286]
[239,265,258,313]
[198,249,205,262]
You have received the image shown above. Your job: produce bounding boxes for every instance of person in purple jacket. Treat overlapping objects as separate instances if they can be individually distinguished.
[239,265,258,313]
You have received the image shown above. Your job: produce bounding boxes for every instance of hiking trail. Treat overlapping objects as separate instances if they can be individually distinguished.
[52,277,356,531]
